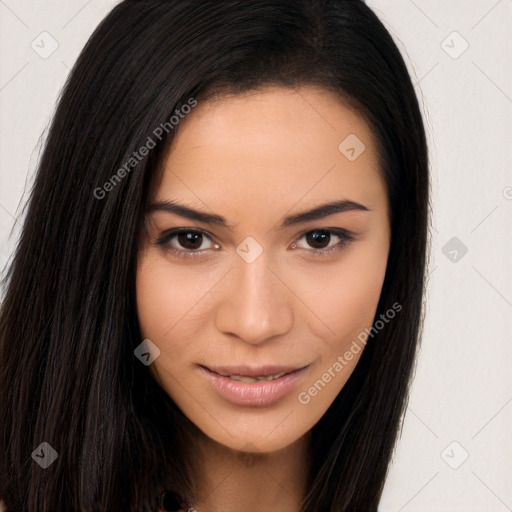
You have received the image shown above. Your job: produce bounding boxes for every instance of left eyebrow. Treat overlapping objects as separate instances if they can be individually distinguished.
[277,199,370,229]
[146,199,370,230]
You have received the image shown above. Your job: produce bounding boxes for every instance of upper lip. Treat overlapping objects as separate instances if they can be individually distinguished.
[202,364,307,378]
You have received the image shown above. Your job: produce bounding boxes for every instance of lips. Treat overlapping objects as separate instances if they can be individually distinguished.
[199,364,309,407]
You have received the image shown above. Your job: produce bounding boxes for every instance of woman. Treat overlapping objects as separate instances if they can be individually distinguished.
[0,1,430,511]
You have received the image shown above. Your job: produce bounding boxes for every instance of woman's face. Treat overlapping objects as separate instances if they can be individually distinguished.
[136,86,390,453]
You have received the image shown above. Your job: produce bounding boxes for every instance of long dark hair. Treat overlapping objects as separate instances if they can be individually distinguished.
[0,1,430,510]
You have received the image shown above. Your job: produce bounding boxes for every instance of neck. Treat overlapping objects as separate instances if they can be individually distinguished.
[187,432,311,512]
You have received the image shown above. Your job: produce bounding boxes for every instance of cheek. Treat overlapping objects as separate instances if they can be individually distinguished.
[294,243,389,410]
[333,250,388,336]
[136,255,210,339]
[136,258,172,340]
[135,255,224,373]
[292,238,389,348]
[136,256,194,388]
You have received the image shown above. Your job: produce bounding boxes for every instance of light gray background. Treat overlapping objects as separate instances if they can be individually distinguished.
[0,1,511,510]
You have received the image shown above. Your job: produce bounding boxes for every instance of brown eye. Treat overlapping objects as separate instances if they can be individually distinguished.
[176,231,204,250]
[154,229,219,259]
[305,230,332,249]
[292,228,354,257]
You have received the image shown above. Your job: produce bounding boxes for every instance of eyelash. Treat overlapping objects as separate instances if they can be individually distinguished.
[153,228,354,260]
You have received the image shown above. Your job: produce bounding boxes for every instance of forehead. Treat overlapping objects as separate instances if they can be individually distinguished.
[155,86,385,217]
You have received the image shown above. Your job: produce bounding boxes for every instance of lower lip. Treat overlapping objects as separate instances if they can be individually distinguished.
[200,366,308,407]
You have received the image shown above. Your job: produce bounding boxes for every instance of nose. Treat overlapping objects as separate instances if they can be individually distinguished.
[214,252,294,345]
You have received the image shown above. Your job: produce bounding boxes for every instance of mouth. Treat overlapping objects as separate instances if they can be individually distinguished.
[222,372,287,383]
[202,364,305,381]
[199,364,310,407]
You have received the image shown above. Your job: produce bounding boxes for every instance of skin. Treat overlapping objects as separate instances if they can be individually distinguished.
[136,85,390,512]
